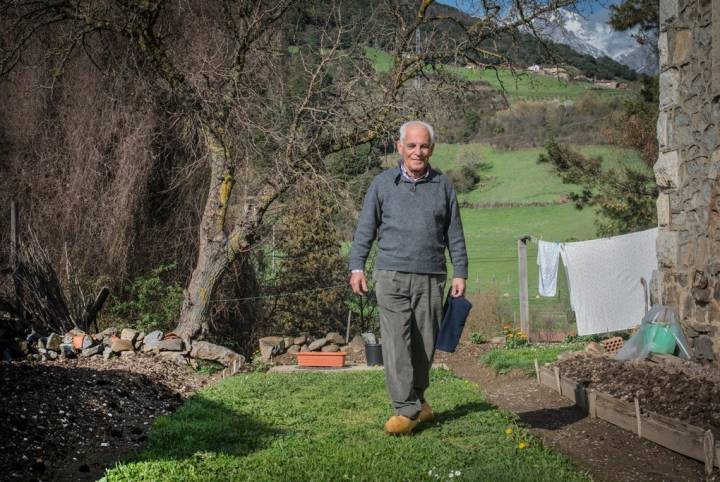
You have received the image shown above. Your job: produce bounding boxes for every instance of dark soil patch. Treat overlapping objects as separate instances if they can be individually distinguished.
[444,342,714,482]
[0,355,216,482]
[557,354,720,438]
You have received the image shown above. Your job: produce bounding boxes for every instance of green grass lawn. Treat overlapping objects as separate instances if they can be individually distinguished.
[480,344,584,376]
[105,370,587,482]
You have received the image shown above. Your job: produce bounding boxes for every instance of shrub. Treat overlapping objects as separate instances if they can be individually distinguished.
[469,332,487,344]
[110,263,184,333]
[501,325,530,349]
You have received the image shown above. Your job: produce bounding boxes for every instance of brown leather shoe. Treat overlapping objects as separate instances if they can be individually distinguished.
[384,415,419,435]
[418,401,434,423]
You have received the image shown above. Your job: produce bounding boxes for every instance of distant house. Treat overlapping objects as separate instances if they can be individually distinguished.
[594,80,620,89]
[465,64,477,70]
[527,64,541,73]
[541,66,570,80]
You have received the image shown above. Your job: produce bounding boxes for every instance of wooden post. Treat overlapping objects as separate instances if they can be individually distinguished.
[634,396,642,438]
[533,359,540,384]
[704,430,715,477]
[588,390,597,418]
[553,365,562,395]
[517,236,530,335]
[10,202,24,323]
[345,311,352,344]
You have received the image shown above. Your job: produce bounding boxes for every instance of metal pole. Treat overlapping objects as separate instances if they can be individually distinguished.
[518,236,530,335]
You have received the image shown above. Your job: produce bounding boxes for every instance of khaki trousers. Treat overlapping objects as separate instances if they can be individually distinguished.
[374,270,446,418]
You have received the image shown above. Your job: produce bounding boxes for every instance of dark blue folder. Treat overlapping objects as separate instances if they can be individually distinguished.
[435,296,473,353]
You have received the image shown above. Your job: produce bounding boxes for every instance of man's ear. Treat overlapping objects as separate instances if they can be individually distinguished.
[396,140,403,152]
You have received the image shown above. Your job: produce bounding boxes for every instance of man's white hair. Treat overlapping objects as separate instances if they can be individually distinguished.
[398,120,436,147]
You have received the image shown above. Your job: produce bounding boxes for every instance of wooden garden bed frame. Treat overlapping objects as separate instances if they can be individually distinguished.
[535,362,719,476]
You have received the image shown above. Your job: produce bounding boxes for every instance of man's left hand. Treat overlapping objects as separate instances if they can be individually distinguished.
[450,278,466,298]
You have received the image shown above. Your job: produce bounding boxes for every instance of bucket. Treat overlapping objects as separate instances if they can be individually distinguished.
[644,322,676,354]
[365,343,383,366]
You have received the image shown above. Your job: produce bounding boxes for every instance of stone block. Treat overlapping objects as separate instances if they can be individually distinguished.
[120,328,139,343]
[694,335,716,360]
[659,69,680,109]
[156,338,184,352]
[658,31,669,66]
[670,29,692,64]
[80,344,103,357]
[190,340,244,367]
[657,110,672,149]
[348,335,365,352]
[293,335,307,346]
[258,336,285,362]
[659,0,678,25]
[654,150,683,188]
[657,230,681,268]
[110,338,134,353]
[286,345,300,354]
[59,344,76,358]
[709,148,720,180]
[321,344,340,352]
[159,351,188,366]
[143,330,163,348]
[657,193,670,226]
[325,332,345,345]
[283,337,294,349]
[308,338,327,351]
[46,333,62,352]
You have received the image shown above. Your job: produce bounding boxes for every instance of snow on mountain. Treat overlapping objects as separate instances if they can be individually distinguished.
[535,8,658,75]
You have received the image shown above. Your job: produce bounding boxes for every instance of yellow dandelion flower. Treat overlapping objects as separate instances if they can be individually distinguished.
[505,427,513,435]
[507,333,514,337]
[518,441,527,449]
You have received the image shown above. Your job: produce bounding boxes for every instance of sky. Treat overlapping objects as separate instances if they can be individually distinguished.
[437,0,622,23]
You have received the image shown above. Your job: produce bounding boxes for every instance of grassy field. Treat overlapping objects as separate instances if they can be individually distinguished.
[105,370,587,482]
[364,47,635,101]
[428,143,646,205]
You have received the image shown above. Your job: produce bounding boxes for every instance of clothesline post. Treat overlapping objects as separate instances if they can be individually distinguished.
[517,235,531,336]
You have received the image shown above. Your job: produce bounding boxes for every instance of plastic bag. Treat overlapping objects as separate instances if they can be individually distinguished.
[615,305,691,361]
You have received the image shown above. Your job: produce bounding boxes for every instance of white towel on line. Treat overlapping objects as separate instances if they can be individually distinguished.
[537,241,562,297]
[560,228,658,336]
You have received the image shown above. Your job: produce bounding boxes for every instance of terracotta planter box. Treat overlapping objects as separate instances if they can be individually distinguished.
[296,351,347,368]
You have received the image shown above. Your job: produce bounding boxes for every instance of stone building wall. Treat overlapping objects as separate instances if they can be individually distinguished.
[654,0,719,361]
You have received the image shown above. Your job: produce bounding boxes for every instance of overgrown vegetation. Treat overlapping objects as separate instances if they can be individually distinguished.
[105,370,588,481]
[537,138,657,236]
[480,344,584,375]
[110,264,184,334]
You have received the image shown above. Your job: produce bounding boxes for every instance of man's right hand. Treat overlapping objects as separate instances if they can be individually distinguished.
[350,272,369,296]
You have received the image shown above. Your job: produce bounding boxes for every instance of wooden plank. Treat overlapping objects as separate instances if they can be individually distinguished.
[560,376,588,412]
[538,366,557,392]
[642,410,720,469]
[594,391,638,434]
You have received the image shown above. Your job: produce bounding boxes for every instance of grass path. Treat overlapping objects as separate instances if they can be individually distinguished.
[106,370,587,482]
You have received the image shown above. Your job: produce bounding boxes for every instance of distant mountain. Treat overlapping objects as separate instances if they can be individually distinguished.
[535,9,658,75]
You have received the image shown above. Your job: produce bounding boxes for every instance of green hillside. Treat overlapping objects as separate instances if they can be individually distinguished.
[429,144,645,204]
[365,47,637,101]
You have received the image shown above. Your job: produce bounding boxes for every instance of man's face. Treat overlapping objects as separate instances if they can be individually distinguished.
[397,124,434,175]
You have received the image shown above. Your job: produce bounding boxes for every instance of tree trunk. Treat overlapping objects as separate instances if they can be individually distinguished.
[174,238,230,339]
[173,127,243,340]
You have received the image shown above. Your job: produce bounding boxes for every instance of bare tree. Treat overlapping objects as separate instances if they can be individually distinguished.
[0,0,577,340]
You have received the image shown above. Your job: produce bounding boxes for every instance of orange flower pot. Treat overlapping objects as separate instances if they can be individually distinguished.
[296,351,347,368]
[72,335,87,350]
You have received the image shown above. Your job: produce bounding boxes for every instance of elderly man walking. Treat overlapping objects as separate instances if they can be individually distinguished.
[349,120,468,435]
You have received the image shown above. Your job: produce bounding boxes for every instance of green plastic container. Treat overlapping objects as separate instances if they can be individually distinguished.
[644,322,676,354]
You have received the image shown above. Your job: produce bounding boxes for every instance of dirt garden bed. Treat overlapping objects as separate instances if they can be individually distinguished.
[555,354,720,438]
[0,355,218,482]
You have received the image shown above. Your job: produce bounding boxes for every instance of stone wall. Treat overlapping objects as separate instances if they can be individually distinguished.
[655,0,720,361]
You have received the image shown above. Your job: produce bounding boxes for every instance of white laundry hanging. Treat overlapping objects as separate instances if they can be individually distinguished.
[537,240,562,297]
[560,228,658,336]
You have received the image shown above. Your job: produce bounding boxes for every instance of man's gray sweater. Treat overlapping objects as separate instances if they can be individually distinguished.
[349,164,468,278]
